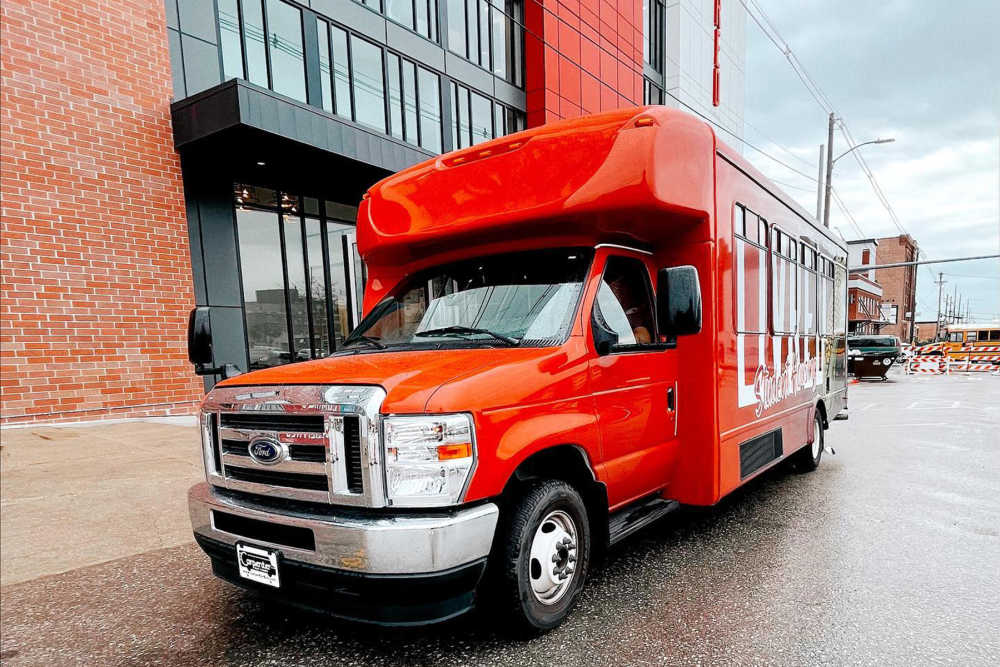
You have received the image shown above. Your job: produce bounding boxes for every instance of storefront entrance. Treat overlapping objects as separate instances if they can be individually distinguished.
[233,184,364,369]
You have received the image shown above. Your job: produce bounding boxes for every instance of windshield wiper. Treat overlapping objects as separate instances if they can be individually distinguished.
[341,334,386,350]
[414,326,519,346]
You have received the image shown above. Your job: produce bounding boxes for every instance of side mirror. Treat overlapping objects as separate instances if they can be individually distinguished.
[187,307,241,378]
[188,307,213,367]
[657,266,702,337]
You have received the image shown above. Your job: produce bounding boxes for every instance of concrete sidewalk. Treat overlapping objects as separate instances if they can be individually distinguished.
[1,421,202,586]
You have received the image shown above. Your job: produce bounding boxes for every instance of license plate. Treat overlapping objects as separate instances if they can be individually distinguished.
[236,543,280,588]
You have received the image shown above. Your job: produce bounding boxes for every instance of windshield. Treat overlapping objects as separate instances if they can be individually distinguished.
[849,336,899,348]
[342,248,594,351]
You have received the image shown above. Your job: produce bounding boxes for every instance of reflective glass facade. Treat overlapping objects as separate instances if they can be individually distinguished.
[217,0,525,156]
[234,185,362,368]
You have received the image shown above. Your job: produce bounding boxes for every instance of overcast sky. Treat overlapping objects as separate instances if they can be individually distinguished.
[742,0,1000,323]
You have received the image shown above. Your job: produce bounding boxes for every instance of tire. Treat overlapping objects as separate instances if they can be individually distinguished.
[489,480,591,634]
[792,412,824,472]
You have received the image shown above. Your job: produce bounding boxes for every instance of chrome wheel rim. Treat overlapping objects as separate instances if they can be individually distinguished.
[528,509,578,605]
[811,419,822,459]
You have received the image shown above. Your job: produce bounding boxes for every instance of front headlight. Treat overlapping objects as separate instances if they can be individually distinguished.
[383,414,476,507]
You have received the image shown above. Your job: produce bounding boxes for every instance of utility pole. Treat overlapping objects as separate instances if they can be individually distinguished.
[935,272,946,341]
[816,144,825,222]
[822,113,836,228]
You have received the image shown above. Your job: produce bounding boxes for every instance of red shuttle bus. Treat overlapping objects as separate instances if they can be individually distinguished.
[186,107,849,632]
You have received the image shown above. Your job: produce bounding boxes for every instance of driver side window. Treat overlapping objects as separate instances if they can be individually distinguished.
[592,256,656,349]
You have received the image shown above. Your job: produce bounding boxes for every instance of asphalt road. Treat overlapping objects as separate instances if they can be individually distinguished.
[2,371,998,665]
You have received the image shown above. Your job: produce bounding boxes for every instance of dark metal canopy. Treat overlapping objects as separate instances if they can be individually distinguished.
[170,79,433,203]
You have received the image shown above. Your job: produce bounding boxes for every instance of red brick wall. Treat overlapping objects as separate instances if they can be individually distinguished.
[1,0,203,425]
[525,0,643,126]
[874,235,918,342]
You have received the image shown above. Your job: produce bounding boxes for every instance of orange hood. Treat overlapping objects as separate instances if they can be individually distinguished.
[214,347,558,414]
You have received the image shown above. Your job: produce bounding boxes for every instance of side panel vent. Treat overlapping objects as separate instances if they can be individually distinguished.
[739,428,783,479]
[343,416,363,494]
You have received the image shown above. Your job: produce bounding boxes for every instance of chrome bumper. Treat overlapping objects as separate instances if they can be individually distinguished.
[188,482,499,575]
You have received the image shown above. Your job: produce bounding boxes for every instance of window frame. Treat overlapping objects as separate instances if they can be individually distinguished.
[590,253,668,354]
[733,203,769,335]
[231,184,362,368]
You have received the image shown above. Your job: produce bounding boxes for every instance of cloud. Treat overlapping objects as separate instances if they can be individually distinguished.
[742,0,1000,322]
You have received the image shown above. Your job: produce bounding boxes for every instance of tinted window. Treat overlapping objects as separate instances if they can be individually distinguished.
[593,256,656,347]
[417,67,442,153]
[352,38,386,132]
[317,19,332,112]
[237,207,290,369]
[470,90,492,144]
[218,0,245,80]
[266,0,306,102]
[241,0,269,87]
[331,27,351,118]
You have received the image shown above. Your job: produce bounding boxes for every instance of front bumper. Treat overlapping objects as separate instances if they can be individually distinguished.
[188,482,499,624]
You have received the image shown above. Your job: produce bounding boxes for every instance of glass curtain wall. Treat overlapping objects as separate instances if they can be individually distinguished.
[218,0,308,103]
[446,0,524,87]
[450,82,525,148]
[234,185,362,369]
[317,20,443,153]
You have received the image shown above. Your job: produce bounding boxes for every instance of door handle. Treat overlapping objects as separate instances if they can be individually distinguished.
[667,386,675,411]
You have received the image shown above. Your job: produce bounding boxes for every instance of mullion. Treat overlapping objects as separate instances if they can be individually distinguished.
[275,194,297,361]
[297,197,317,358]
[346,33,357,122]
[319,217,337,352]
[236,0,249,80]
[260,0,274,89]
[414,61,422,146]
[340,234,355,332]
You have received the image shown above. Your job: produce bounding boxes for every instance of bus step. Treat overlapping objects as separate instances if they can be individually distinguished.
[608,496,680,546]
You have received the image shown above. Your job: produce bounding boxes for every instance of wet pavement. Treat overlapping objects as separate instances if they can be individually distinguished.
[2,371,999,665]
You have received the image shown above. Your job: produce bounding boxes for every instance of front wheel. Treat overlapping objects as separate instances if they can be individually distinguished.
[792,412,824,472]
[490,480,591,634]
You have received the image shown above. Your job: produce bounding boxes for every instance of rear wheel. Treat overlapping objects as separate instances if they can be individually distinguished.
[490,480,591,634]
[792,413,824,472]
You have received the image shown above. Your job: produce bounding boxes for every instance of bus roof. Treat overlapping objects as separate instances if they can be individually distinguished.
[947,323,1000,331]
[358,106,844,268]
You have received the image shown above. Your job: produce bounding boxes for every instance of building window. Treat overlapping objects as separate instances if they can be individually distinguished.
[234,185,362,368]
[643,0,665,73]
[318,20,445,152]
[450,82,525,148]
[218,0,308,103]
[446,0,524,87]
[354,0,439,42]
[643,78,664,105]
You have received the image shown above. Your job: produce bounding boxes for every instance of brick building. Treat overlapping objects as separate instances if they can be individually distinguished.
[914,320,939,344]
[846,239,884,334]
[1,0,745,425]
[873,234,919,343]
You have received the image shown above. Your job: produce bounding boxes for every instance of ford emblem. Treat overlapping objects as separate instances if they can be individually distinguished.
[248,437,284,465]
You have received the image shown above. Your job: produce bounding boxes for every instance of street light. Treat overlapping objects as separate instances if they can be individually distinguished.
[821,112,895,228]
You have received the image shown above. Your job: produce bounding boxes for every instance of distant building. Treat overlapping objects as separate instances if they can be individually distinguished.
[873,234,919,343]
[846,239,884,334]
[914,320,939,344]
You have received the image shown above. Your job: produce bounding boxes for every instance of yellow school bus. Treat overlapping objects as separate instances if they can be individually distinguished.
[940,324,1000,364]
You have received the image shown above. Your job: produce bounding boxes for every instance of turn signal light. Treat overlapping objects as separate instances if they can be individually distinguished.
[437,443,473,460]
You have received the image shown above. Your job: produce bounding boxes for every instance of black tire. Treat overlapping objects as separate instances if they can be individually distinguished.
[792,412,824,472]
[489,480,591,634]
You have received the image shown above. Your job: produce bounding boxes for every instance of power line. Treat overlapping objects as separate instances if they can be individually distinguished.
[830,187,865,238]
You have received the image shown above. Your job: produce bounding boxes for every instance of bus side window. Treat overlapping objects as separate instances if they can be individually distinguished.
[967,331,977,342]
[991,330,1000,341]
[949,332,962,343]
[978,330,989,342]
